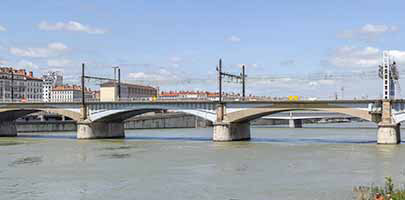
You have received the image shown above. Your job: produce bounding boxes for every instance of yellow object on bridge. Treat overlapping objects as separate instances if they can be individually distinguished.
[288,96,299,101]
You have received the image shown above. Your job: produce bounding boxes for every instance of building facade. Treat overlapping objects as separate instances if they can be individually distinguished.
[0,67,43,102]
[100,81,158,101]
[42,71,63,102]
[51,85,93,102]
[158,91,255,101]
[159,91,219,100]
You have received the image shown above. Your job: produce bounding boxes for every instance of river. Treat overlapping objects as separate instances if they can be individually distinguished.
[1,122,405,200]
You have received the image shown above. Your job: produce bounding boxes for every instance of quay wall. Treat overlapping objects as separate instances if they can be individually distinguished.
[15,113,345,132]
[16,113,212,132]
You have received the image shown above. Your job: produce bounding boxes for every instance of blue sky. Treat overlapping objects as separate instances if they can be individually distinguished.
[1,0,405,98]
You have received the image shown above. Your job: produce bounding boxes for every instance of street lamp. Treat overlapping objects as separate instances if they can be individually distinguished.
[11,69,14,102]
[112,66,121,101]
[112,66,119,81]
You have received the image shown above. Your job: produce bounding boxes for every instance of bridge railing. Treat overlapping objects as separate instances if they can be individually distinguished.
[0,98,384,104]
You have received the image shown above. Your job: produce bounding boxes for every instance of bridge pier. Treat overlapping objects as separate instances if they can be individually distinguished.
[77,121,125,139]
[289,119,303,128]
[0,121,17,137]
[377,100,401,144]
[213,122,251,141]
[377,123,400,144]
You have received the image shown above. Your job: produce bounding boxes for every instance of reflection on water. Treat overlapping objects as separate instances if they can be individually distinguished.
[9,156,43,166]
[0,141,24,146]
[101,146,134,151]
[2,123,405,199]
[99,153,131,159]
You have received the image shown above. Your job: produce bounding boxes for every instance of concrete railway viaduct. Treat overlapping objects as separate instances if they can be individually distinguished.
[0,99,404,144]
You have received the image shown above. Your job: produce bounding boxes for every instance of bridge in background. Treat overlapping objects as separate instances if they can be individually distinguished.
[0,99,404,144]
[262,111,356,128]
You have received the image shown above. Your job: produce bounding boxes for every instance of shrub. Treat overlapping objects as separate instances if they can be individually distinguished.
[353,177,405,200]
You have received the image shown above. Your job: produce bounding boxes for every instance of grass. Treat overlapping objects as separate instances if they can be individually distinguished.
[353,177,405,200]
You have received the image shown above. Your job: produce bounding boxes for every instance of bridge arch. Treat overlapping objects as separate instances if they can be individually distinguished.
[392,113,405,124]
[90,106,216,122]
[224,107,372,123]
[0,108,81,121]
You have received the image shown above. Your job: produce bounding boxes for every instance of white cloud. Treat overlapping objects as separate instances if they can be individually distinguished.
[387,50,405,63]
[47,59,71,67]
[128,72,147,79]
[128,72,170,80]
[327,46,380,68]
[38,21,106,34]
[361,24,399,34]
[9,42,68,58]
[326,46,405,68]
[17,60,40,69]
[169,56,184,67]
[47,42,68,51]
[227,35,241,43]
[9,47,50,58]
[338,24,399,41]
[308,80,336,88]
[0,25,6,32]
[128,68,179,81]
[0,59,7,65]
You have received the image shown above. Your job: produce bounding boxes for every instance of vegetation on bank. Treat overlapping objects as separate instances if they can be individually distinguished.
[354,177,405,200]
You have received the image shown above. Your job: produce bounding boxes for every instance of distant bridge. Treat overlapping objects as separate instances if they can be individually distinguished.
[261,111,356,128]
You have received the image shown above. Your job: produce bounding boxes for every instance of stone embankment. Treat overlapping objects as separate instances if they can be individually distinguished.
[16,113,212,132]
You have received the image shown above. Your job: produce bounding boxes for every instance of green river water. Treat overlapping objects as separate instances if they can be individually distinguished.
[1,122,405,200]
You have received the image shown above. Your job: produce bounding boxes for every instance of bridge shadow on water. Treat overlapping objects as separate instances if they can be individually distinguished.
[17,134,77,139]
[251,137,377,144]
[13,134,380,144]
[125,136,212,142]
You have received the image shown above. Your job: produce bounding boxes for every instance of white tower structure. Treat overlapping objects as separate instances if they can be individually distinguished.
[379,51,399,100]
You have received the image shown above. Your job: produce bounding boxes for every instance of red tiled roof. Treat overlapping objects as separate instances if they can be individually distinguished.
[0,67,42,81]
[52,85,92,92]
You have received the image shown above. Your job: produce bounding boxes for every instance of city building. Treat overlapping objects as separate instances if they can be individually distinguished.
[159,91,220,100]
[158,91,258,101]
[0,67,43,101]
[51,85,93,102]
[42,71,63,102]
[90,90,100,101]
[100,81,158,101]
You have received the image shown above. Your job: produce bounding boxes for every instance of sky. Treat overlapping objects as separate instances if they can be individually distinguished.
[1,0,405,99]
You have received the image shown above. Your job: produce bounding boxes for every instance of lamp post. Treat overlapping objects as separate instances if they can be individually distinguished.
[118,67,121,100]
[242,65,246,100]
[80,63,87,120]
[218,59,222,103]
[11,70,14,102]
[81,63,85,106]
[112,66,119,81]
